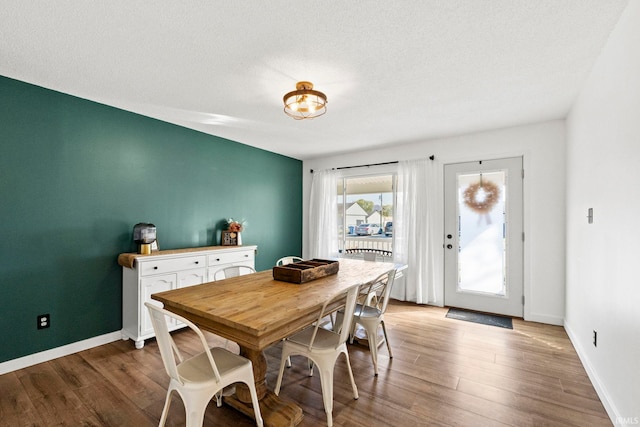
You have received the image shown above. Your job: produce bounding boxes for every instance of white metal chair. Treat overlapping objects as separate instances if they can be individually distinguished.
[213,265,256,280]
[276,256,304,266]
[145,302,263,427]
[275,255,304,367]
[350,269,397,376]
[362,252,377,262]
[274,283,361,427]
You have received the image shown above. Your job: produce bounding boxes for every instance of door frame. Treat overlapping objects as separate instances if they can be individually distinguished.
[442,155,527,318]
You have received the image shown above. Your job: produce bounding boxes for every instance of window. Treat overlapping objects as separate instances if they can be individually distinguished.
[336,173,396,255]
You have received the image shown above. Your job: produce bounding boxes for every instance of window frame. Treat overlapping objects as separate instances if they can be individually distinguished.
[335,165,398,257]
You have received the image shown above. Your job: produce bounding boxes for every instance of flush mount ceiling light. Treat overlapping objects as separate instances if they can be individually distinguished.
[283,81,327,120]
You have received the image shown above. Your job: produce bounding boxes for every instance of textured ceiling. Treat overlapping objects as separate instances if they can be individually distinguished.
[0,1,629,160]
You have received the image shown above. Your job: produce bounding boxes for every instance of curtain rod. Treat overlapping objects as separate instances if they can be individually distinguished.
[310,155,434,173]
[336,160,398,170]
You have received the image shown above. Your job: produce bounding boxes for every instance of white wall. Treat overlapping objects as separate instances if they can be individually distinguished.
[565,0,640,422]
[304,120,566,325]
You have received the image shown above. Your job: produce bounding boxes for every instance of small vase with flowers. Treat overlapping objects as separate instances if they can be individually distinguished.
[222,218,246,246]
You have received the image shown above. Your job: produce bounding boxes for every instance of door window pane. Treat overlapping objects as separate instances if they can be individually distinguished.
[457,171,507,296]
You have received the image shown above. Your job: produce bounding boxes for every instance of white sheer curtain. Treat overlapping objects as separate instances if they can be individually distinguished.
[394,158,443,305]
[309,169,339,259]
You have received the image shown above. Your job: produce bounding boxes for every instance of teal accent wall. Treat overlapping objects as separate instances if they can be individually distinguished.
[0,75,302,363]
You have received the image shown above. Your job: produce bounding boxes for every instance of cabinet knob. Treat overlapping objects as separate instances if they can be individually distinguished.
[195,261,199,264]
[216,258,220,261]
[153,266,158,270]
[244,254,248,257]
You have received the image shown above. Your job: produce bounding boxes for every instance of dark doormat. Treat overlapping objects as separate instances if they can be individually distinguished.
[446,307,513,329]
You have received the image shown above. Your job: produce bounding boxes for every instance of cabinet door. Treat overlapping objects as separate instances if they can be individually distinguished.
[141,274,176,336]
[177,268,206,288]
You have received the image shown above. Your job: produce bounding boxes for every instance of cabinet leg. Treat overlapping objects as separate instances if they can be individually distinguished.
[135,339,144,349]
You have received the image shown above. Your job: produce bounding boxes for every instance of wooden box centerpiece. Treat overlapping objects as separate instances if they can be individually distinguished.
[272,259,339,284]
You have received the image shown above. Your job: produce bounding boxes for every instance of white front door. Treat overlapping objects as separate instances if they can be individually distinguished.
[444,157,523,317]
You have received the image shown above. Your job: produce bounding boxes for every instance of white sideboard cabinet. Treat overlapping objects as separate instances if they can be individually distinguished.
[119,245,257,349]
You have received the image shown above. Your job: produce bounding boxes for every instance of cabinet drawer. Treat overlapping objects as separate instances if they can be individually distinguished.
[208,250,254,267]
[139,255,207,276]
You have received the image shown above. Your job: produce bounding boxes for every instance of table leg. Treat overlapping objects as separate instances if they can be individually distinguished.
[224,346,304,427]
[237,347,268,400]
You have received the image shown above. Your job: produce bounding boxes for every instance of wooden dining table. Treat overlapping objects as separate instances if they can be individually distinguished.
[151,258,398,427]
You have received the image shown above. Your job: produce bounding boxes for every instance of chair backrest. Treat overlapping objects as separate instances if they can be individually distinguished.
[145,302,223,385]
[276,256,304,266]
[306,283,361,351]
[359,269,397,314]
[213,265,256,280]
[362,252,377,262]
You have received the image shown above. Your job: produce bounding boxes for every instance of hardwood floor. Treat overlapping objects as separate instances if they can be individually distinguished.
[0,301,611,426]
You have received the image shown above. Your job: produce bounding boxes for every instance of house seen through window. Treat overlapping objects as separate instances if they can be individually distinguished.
[337,174,395,257]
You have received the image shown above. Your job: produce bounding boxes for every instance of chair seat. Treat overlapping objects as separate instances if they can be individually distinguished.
[287,327,343,352]
[178,347,252,384]
[354,304,382,319]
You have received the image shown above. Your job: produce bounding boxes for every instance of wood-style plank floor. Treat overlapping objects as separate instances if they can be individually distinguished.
[0,301,611,426]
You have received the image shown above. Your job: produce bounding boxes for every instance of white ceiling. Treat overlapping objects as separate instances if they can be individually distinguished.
[0,1,629,160]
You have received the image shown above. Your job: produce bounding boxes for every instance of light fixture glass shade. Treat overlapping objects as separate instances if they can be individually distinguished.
[283,81,327,120]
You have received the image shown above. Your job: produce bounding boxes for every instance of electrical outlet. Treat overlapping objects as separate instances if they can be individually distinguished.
[37,314,50,330]
[593,330,597,347]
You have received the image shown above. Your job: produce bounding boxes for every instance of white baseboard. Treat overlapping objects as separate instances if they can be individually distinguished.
[525,312,564,326]
[564,319,618,426]
[0,331,123,375]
